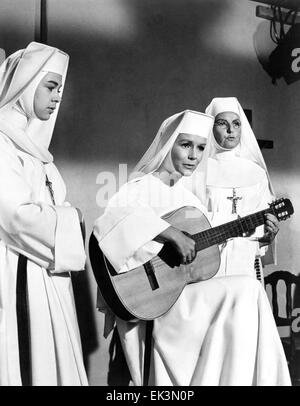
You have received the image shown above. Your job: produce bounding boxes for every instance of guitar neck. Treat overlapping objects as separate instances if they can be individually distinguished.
[193,207,273,251]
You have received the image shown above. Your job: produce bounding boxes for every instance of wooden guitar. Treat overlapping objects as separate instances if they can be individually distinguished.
[89,198,294,322]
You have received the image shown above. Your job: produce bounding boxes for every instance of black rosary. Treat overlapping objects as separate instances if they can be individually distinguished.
[45,174,56,205]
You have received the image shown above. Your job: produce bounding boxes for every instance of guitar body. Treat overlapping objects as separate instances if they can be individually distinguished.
[89,206,220,321]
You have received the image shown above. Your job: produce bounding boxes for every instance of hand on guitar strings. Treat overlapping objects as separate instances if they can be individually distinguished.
[154,226,196,266]
[258,213,279,247]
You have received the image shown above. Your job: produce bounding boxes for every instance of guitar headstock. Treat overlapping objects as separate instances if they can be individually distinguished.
[270,198,294,221]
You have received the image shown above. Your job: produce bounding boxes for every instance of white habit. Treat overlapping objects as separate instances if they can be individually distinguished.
[207,151,273,278]
[94,173,291,386]
[204,97,277,280]
[0,42,88,385]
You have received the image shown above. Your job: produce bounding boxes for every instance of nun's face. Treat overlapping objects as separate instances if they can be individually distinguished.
[171,133,206,176]
[213,112,241,149]
[34,72,62,121]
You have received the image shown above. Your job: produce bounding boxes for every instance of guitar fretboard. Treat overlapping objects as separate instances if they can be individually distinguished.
[193,207,273,251]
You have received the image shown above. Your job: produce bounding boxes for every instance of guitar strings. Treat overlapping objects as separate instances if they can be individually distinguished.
[193,211,266,249]
[148,204,283,268]
[149,212,265,270]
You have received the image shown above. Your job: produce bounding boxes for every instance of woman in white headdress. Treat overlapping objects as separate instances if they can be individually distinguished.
[93,110,290,386]
[0,42,88,385]
[204,97,277,281]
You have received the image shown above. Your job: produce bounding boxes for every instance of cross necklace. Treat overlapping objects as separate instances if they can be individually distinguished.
[227,188,242,214]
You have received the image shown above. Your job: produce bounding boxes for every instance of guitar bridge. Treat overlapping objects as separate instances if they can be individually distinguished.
[144,261,159,290]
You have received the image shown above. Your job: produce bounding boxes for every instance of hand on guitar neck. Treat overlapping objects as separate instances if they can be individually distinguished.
[236,212,279,246]
[153,226,196,265]
[258,212,279,247]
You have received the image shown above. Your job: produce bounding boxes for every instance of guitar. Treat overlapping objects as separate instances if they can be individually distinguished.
[89,198,294,322]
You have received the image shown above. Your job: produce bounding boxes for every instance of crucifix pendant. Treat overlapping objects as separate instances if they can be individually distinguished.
[227,188,242,214]
[45,174,56,205]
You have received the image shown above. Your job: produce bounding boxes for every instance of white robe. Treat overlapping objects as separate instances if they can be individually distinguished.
[207,153,274,278]
[0,131,88,386]
[94,173,290,386]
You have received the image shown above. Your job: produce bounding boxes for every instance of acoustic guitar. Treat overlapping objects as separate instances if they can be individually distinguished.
[89,198,294,322]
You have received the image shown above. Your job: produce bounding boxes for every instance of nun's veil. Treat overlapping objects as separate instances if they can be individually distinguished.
[0,42,69,163]
[133,110,214,204]
[205,97,276,265]
[205,97,275,197]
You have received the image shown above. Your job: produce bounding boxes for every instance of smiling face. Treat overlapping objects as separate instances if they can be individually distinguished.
[33,72,62,121]
[171,132,207,176]
[213,111,241,150]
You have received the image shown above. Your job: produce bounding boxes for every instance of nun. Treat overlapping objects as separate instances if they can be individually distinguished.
[204,97,278,280]
[93,110,290,386]
[0,42,88,385]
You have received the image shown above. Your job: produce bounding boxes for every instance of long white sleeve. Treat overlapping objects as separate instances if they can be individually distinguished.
[0,134,85,271]
[93,180,169,272]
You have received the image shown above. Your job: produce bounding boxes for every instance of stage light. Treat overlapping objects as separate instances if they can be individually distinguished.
[250,1,300,10]
[268,23,300,84]
[250,0,300,84]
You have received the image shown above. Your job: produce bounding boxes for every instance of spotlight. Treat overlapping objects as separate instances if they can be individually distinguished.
[250,0,300,84]
[268,23,300,84]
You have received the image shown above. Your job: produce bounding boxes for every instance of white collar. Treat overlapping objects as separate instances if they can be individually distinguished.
[207,156,266,188]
